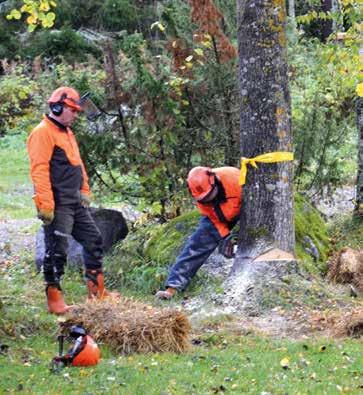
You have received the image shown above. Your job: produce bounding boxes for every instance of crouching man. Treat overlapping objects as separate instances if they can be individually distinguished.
[156,166,242,300]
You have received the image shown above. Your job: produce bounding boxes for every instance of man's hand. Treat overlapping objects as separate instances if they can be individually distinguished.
[80,193,91,208]
[37,209,54,226]
[218,233,238,259]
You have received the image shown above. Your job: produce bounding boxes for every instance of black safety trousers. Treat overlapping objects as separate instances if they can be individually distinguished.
[43,203,103,284]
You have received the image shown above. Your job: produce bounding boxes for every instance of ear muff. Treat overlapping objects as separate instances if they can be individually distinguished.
[50,102,64,116]
[50,92,67,116]
[206,170,216,188]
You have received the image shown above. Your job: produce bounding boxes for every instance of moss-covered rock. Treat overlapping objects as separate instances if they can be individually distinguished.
[144,211,200,265]
[106,193,331,295]
[294,194,331,275]
[144,194,331,275]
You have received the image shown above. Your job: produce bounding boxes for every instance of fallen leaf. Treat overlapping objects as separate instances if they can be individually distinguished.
[280,357,290,369]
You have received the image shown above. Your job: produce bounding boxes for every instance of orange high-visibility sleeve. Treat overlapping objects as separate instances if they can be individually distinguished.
[27,126,55,211]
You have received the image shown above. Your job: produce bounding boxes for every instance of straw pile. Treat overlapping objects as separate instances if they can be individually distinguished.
[60,297,191,354]
[310,307,363,338]
[327,247,363,292]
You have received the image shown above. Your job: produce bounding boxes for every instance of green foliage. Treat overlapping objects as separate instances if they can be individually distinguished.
[1,0,359,216]
[0,73,42,135]
[6,0,57,32]
[290,38,358,192]
[54,0,143,32]
[328,214,363,252]
[0,18,22,59]
[22,27,102,62]
[99,0,140,32]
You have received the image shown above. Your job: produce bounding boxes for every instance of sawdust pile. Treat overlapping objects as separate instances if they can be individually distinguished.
[310,307,363,338]
[61,298,191,354]
[327,247,363,292]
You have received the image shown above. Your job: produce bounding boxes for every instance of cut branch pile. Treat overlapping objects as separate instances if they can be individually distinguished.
[327,247,363,292]
[310,307,363,338]
[60,298,191,354]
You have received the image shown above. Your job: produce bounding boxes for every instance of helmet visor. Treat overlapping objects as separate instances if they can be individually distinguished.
[79,93,102,121]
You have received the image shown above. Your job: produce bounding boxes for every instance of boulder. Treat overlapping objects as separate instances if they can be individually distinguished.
[35,208,128,270]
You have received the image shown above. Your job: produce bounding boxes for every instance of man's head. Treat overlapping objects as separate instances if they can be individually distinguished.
[48,87,82,127]
[187,166,219,204]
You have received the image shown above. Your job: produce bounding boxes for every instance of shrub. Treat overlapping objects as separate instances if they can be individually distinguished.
[0,73,42,136]
[22,28,102,63]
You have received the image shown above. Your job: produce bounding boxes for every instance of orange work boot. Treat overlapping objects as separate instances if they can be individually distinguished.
[155,287,176,300]
[86,269,120,300]
[46,285,72,315]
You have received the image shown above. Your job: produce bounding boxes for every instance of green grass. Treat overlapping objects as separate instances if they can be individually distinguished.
[1,253,362,395]
[1,331,362,394]
[0,133,35,220]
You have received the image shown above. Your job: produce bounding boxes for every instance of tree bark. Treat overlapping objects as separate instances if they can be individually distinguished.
[235,0,294,264]
[355,97,363,216]
[288,0,295,19]
[321,0,333,42]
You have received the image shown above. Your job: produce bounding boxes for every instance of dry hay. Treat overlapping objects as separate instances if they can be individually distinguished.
[310,307,363,338]
[327,247,363,292]
[60,297,191,355]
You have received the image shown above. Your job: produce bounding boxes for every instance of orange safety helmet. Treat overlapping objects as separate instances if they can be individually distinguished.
[48,87,82,111]
[187,166,216,201]
[71,335,101,367]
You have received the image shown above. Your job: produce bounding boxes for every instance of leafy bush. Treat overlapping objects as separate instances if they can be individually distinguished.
[54,0,145,33]
[0,19,22,59]
[0,73,42,136]
[290,38,359,193]
[22,27,102,63]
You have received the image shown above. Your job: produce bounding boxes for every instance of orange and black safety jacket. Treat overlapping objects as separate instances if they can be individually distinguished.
[27,115,90,211]
[197,167,242,238]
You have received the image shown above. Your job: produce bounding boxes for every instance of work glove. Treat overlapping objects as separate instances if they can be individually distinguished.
[37,208,54,226]
[218,233,238,259]
[80,193,91,208]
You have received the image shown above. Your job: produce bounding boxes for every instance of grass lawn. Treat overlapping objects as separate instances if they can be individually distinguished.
[0,133,35,220]
[1,334,362,395]
[1,255,362,395]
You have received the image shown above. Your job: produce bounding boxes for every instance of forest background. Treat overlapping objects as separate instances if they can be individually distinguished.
[0,0,360,218]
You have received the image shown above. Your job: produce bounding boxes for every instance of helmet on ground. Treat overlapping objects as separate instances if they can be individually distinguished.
[187,166,216,201]
[69,325,86,339]
[71,335,101,367]
[48,87,82,111]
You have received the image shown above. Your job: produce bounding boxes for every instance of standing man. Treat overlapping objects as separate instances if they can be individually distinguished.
[27,86,116,315]
[156,166,242,300]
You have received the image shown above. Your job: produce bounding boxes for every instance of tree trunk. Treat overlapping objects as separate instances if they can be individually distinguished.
[222,0,296,315]
[321,0,333,42]
[288,0,295,19]
[236,0,294,258]
[355,97,363,216]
